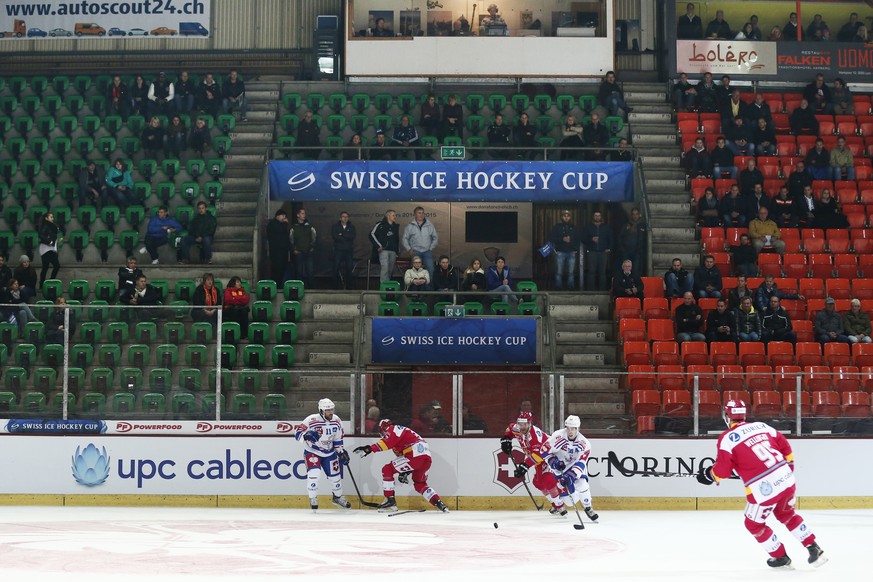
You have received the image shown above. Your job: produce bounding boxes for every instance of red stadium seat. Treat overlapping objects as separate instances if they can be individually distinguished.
[753,391,783,417]
[798,278,824,299]
[767,342,795,368]
[847,213,868,230]
[636,415,656,434]
[662,389,692,417]
[641,277,665,299]
[757,253,781,278]
[627,365,656,391]
[852,279,873,300]
[795,342,823,367]
[623,341,651,366]
[739,342,766,368]
[806,298,825,320]
[823,343,851,367]
[686,364,715,391]
[827,278,852,300]
[698,389,722,417]
[643,297,670,320]
[681,341,709,366]
[678,120,700,137]
[783,253,808,279]
[652,341,680,366]
[717,365,745,392]
[678,112,699,123]
[803,365,832,392]
[723,389,751,407]
[808,254,833,279]
[812,391,841,416]
[775,365,802,393]
[802,237,826,253]
[794,319,814,342]
[701,234,726,253]
[837,120,857,136]
[746,365,774,393]
[700,119,721,134]
[783,390,811,416]
[710,342,738,368]
[615,297,642,320]
[782,299,806,323]
[862,366,873,393]
[834,254,858,278]
[657,365,685,391]
[843,391,871,417]
[632,389,661,417]
[853,343,873,368]
[619,318,646,343]
[854,238,873,254]
[833,365,861,394]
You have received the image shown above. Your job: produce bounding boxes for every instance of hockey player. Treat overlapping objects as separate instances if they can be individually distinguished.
[502,411,567,515]
[697,399,826,569]
[353,418,449,513]
[294,398,351,511]
[540,415,598,521]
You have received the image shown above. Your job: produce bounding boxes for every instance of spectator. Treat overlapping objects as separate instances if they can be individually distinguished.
[392,114,420,160]
[719,184,748,227]
[130,74,150,117]
[831,78,854,115]
[141,116,165,159]
[738,158,764,197]
[716,76,733,112]
[119,274,162,321]
[599,70,631,117]
[755,274,803,313]
[693,255,723,299]
[581,210,612,291]
[706,299,737,343]
[365,405,381,434]
[486,256,518,304]
[0,255,12,289]
[749,15,763,40]
[749,208,785,254]
[479,4,508,35]
[815,297,850,344]
[147,71,174,117]
[729,234,758,278]
[751,118,776,157]
[804,74,832,115]
[830,136,855,181]
[720,89,749,133]
[371,17,393,37]
[106,75,131,119]
[1,279,36,330]
[673,72,697,111]
[221,69,247,121]
[789,99,819,135]
[767,26,783,42]
[189,117,212,154]
[748,184,772,216]
[266,208,290,284]
[420,94,441,138]
[402,206,439,276]
[117,256,143,297]
[735,22,755,40]
[191,272,220,325]
[13,255,37,301]
[853,24,870,43]
[675,291,706,342]
[617,207,647,273]
[513,112,537,160]
[762,296,797,344]
[331,210,356,290]
[486,113,512,159]
[705,10,731,39]
[432,255,460,302]
[549,209,580,290]
[787,162,813,199]
[677,3,703,39]
[696,72,718,113]
[441,94,463,139]
[404,256,432,301]
[583,112,610,161]
[197,73,221,116]
[696,187,721,227]
[685,137,712,178]
[612,259,643,300]
[772,186,799,228]
[38,211,61,286]
[140,206,181,265]
[462,258,487,303]
[78,160,107,208]
[174,70,195,114]
[814,189,848,230]
[805,139,831,180]
[368,129,392,161]
[806,14,828,40]
[734,296,762,342]
[222,276,250,339]
[44,297,74,344]
[163,114,187,158]
[665,257,694,299]
[783,12,803,41]
[838,13,861,42]
[343,133,364,161]
[289,208,316,287]
[612,138,635,162]
[297,110,321,160]
[105,158,135,208]
[462,403,488,433]
[844,299,873,344]
[179,201,217,265]
[728,274,754,308]
[370,209,400,283]
[559,115,584,161]
[747,94,772,128]
[725,116,753,156]
[710,136,737,179]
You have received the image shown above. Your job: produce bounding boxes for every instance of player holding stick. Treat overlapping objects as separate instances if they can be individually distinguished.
[539,415,599,521]
[294,398,351,511]
[503,411,567,515]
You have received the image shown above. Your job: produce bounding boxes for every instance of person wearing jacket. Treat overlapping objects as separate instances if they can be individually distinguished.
[290,208,316,287]
[331,211,356,289]
[734,297,762,342]
[432,255,459,302]
[0,279,36,329]
[191,272,221,325]
[404,256,431,300]
[392,115,420,160]
[140,206,182,265]
[549,210,579,290]
[222,276,250,339]
[706,299,737,343]
[402,207,439,275]
[486,256,518,304]
[755,274,803,313]
[693,255,723,299]
[370,209,400,283]
[38,211,62,286]
[462,258,487,303]
[119,274,163,321]
[815,297,850,344]
[675,291,706,342]
[266,209,291,284]
[762,296,796,344]
[179,201,217,264]
[844,299,873,344]
[611,259,643,300]
[117,256,144,297]
[580,211,612,291]
[105,158,135,208]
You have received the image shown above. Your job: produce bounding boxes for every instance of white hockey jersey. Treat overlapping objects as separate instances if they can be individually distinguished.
[295,413,345,457]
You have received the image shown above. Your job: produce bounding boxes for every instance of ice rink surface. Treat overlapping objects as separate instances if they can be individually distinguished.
[0,505,865,581]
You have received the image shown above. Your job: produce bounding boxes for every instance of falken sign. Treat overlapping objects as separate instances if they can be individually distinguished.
[268,160,634,203]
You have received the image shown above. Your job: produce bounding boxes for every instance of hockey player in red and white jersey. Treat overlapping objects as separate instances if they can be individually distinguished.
[502,411,568,515]
[294,398,352,512]
[354,419,450,513]
[697,399,826,569]
[540,415,598,522]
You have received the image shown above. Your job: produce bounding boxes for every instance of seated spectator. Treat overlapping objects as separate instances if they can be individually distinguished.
[693,255,723,299]
[684,137,711,178]
[140,206,182,265]
[368,129,392,161]
[719,184,748,227]
[696,72,718,113]
[297,110,321,160]
[705,10,731,39]
[673,72,697,111]
[189,117,212,154]
[342,133,364,161]
[78,160,107,208]
[432,255,460,302]
[756,274,803,313]
[728,274,754,308]
[854,24,870,43]
[738,158,764,196]
[845,299,873,344]
[141,116,165,159]
[787,161,813,199]
[804,74,831,114]
[806,14,828,41]
[0,255,11,289]
[179,201,217,264]
[371,17,393,37]
[748,208,785,254]
[147,71,175,117]
[748,184,772,216]
[814,188,848,230]
[762,296,797,344]
[706,299,737,343]
[837,12,861,42]
[720,89,748,133]
[106,75,132,120]
[696,187,720,227]
[815,297,850,344]
[583,112,609,161]
[768,26,783,41]
[191,272,220,325]
[789,99,819,135]
[197,73,221,116]
[677,3,703,39]
[462,403,488,433]
[559,115,584,161]
[486,256,518,304]
[751,117,776,156]
[174,70,195,114]
[599,70,631,117]
[104,158,135,209]
[783,12,803,41]
[441,94,463,139]
[420,94,441,137]
[830,136,855,181]
[805,138,830,180]
[729,234,758,278]
[44,297,74,344]
[404,255,432,300]
[117,256,144,297]
[735,22,755,40]
[772,186,798,228]
[222,276,250,339]
[734,296,762,342]
[513,112,537,160]
[612,259,644,300]
[119,274,162,321]
[675,291,706,342]
[710,136,737,179]
[831,78,854,115]
[164,114,187,158]
[487,113,512,159]
[130,74,150,117]
[746,94,772,128]
[725,116,753,156]
[392,114,420,160]
[0,279,36,329]
[221,69,247,121]
[611,137,633,162]
[462,258,487,303]
[12,255,37,301]
[665,258,694,299]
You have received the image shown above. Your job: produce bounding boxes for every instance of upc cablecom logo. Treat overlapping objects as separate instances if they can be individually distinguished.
[71,444,111,487]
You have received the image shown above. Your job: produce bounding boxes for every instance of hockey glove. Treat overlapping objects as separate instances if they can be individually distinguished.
[398,471,412,484]
[500,437,513,455]
[303,430,319,445]
[697,465,715,486]
[513,464,528,479]
[558,473,575,493]
[353,445,372,458]
[336,450,350,465]
[548,457,566,473]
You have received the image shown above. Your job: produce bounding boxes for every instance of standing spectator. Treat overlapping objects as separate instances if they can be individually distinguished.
[462,258,487,303]
[738,158,764,197]
[762,296,797,344]
[140,206,181,265]
[696,72,718,113]
[549,210,579,290]
[705,10,732,39]
[370,209,400,283]
[141,116,165,159]
[290,208,316,287]
[179,201,217,265]
[147,71,175,117]
[117,255,143,299]
[191,272,221,325]
[221,69,247,121]
[831,78,854,115]
[130,74,150,117]
[617,207,647,273]
[716,76,733,110]
[331,211,356,290]
[583,112,609,161]
[441,94,463,139]
[706,299,736,343]
[772,186,799,228]
[78,160,107,208]
[789,99,819,135]
[598,70,631,117]
[711,136,737,179]
[580,210,612,291]
[730,234,759,278]
[814,297,850,344]
[665,258,694,299]
[559,115,584,161]
[266,208,290,284]
[830,136,855,180]
[693,255,723,299]
[174,70,196,114]
[486,113,512,159]
[783,12,803,41]
[677,3,703,39]
[684,137,712,178]
[105,158,135,208]
[751,118,776,157]
[804,74,831,114]
[222,276,250,339]
[486,256,518,304]
[611,260,643,300]
[719,184,748,227]
[728,274,754,308]
[805,139,831,180]
[404,256,432,300]
[749,208,785,254]
[697,188,721,227]
[838,13,861,42]
[673,72,697,111]
[432,255,460,302]
[13,256,38,301]
[756,274,804,313]
[402,206,439,276]
[297,110,321,160]
[420,94,441,138]
[513,112,537,160]
[197,73,221,116]
[106,75,131,120]
[164,114,187,158]
[392,114,420,159]
[38,211,61,286]
[675,291,706,343]
[844,299,873,344]
[734,296,762,342]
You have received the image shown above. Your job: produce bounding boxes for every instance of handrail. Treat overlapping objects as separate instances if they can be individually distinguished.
[267,144,639,161]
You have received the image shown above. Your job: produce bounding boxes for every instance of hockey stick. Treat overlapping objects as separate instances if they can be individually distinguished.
[607,451,740,479]
[387,509,427,517]
[509,457,544,511]
[344,463,383,508]
[560,495,585,530]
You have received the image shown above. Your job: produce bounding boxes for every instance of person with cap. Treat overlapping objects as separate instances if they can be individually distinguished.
[368,128,393,160]
[843,298,872,344]
[221,69,248,121]
[814,297,850,344]
[266,208,291,284]
[548,209,579,290]
[479,3,509,35]
[147,71,175,116]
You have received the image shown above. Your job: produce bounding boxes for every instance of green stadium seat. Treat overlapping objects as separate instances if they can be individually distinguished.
[208,368,231,392]
[0,97,17,116]
[50,391,76,415]
[555,94,575,115]
[184,344,208,368]
[93,230,114,262]
[267,370,291,392]
[517,280,538,301]
[246,322,268,345]
[217,114,236,134]
[511,94,530,114]
[78,321,101,344]
[155,344,179,368]
[22,392,46,413]
[162,158,181,180]
[97,344,121,367]
[263,394,287,418]
[64,94,83,115]
[14,344,36,368]
[111,392,136,414]
[490,301,511,315]
[251,300,273,322]
[232,393,257,415]
[92,280,115,302]
[138,159,158,181]
[536,115,556,135]
[378,301,400,316]
[328,93,347,113]
[41,344,64,366]
[171,393,196,416]
[252,280,276,302]
[96,136,116,157]
[177,368,202,392]
[233,368,258,392]
[21,159,41,181]
[88,95,105,116]
[23,321,45,344]
[488,94,507,114]
[533,94,554,114]
[180,182,200,204]
[350,93,370,113]
[406,301,428,316]
[327,114,345,134]
[127,114,145,135]
[117,230,138,257]
[221,322,241,345]
[373,114,392,131]
[3,205,23,234]
[147,368,172,394]
[67,279,90,302]
[124,344,148,369]
[36,115,55,136]
[202,394,225,417]
[106,321,129,344]
[443,136,462,147]
[90,368,114,393]
[103,115,123,137]
[8,77,26,97]
[272,344,295,368]
[52,206,71,232]
[379,280,400,301]
[3,368,26,391]
[307,93,325,112]
[34,368,57,392]
[65,367,85,393]
[517,301,539,315]
[174,204,194,228]
[280,113,298,134]
[59,114,78,136]
[464,301,485,315]
[371,93,391,113]
[466,114,485,135]
[80,393,106,415]
[605,115,625,135]
[77,205,97,232]
[242,344,266,368]
[71,344,94,369]
[283,93,301,111]
[397,93,416,114]
[22,95,40,116]
[579,95,596,113]
[155,182,175,205]
[205,181,223,203]
[122,136,141,157]
[275,322,298,344]
[73,75,91,94]
[190,323,213,344]
[149,279,169,303]
[163,321,185,344]
[433,301,451,316]
[140,393,166,414]
[220,344,237,368]
[0,392,17,413]
[283,279,305,300]
[41,279,62,301]
[277,137,295,157]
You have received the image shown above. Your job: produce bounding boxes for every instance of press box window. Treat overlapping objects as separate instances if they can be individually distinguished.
[465,211,518,243]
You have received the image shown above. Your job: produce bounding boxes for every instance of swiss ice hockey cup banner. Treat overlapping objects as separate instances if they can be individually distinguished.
[371,317,538,364]
[0,0,210,38]
[268,160,634,203]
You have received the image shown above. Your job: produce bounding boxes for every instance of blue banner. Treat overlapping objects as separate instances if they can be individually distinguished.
[269,160,633,203]
[3,419,107,435]
[371,317,538,365]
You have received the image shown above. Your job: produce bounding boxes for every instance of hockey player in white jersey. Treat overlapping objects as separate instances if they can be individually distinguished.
[542,415,599,522]
[294,398,352,511]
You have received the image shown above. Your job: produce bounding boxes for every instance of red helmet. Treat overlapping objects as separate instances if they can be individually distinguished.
[723,399,747,426]
[516,411,533,425]
[378,418,393,437]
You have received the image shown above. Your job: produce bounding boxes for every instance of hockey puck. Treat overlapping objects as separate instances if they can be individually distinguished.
[493,522,498,529]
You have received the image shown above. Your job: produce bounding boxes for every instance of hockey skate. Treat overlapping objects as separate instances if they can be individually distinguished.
[310,500,318,512]
[583,506,599,521]
[377,497,398,513]
[331,494,351,509]
[549,505,568,517]
[766,555,793,569]
[806,543,827,567]
[434,500,450,513]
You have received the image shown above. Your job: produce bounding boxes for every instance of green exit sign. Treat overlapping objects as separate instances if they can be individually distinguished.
[440,146,465,160]
[445,305,466,317]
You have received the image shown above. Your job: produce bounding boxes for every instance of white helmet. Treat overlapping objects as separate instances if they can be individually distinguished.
[318,398,335,413]
[564,415,581,429]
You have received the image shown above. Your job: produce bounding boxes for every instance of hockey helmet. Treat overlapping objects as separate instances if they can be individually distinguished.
[318,398,335,419]
[378,418,393,437]
[564,415,581,429]
[723,399,747,427]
